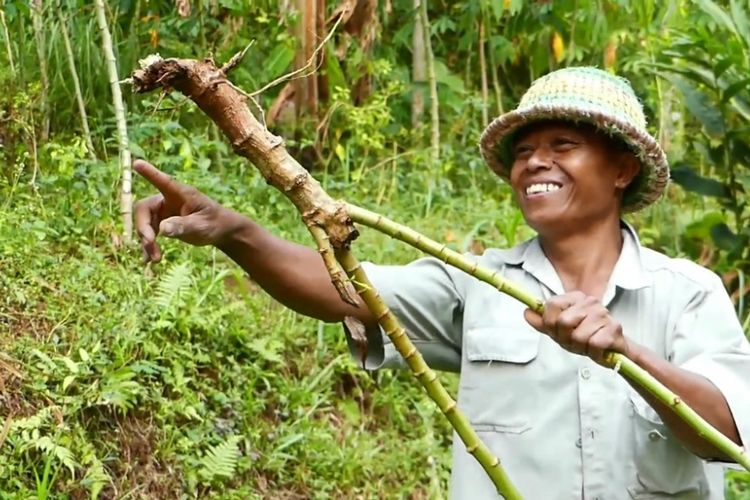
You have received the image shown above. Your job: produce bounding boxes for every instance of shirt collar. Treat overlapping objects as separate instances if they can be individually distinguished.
[504,221,651,303]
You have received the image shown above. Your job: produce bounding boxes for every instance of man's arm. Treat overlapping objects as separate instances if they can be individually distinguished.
[217,211,371,323]
[133,160,374,325]
[525,290,748,461]
[625,342,740,460]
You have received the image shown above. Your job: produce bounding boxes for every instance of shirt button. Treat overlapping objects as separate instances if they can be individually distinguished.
[575,437,582,448]
[580,368,591,380]
[648,430,664,441]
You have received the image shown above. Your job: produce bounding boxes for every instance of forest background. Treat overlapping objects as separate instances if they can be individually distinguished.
[1,0,750,498]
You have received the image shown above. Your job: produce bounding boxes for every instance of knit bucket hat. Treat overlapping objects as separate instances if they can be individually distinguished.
[479,66,669,212]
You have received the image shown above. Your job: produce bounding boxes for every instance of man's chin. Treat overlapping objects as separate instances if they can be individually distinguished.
[521,212,570,236]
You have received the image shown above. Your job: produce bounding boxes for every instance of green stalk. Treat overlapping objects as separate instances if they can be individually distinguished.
[336,249,523,499]
[346,203,750,472]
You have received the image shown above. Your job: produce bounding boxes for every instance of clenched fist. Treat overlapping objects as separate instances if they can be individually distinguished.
[524,291,632,364]
[133,160,241,262]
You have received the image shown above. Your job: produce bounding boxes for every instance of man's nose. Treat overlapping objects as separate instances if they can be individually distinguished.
[526,147,553,171]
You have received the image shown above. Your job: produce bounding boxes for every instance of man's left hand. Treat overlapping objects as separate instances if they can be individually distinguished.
[524,291,632,364]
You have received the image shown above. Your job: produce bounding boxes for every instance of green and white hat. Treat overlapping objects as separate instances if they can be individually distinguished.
[479,66,669,212]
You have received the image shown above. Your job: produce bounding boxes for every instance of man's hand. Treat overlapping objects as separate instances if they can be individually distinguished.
[133,160,239,263]
[524,291,632,364]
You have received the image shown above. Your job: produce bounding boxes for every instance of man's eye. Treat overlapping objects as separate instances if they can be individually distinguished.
[514,146,533,157]
[553,139,577,150]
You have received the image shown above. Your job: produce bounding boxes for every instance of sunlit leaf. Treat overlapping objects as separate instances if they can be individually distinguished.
[696,0,739,36]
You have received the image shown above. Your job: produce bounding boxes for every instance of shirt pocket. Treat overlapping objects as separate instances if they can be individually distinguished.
[626,390,707,499]
[459,322,542,433]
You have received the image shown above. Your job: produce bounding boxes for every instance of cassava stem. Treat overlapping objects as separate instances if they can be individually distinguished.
[345,202,750,472]
[130,54,521,498]
[337,249,522,499]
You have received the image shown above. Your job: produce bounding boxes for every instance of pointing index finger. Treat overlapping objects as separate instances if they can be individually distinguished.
[133,160,185,199]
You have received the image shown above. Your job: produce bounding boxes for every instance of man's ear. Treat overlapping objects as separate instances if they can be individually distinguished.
[615,152,640,190]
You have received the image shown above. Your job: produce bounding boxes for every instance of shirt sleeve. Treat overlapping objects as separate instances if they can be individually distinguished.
[342,257,467,373]
[669,271,750,451]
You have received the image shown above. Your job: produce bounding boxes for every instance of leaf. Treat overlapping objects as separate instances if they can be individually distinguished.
[686,211,725,240]
[721,77,750,104]
[30,349,57,373]
[433,60,465,94]
[78,348,90,363]
[730,0,750,45]
[199,435,241,482]
[696,0,739,36]
[62,375,76,391]
[325,44,347,92]
[711,222,739,250]
[81,456,109,499]
[668,76,726,139]
[155,262,193,311]
[35,436,77,476]
[264,42,295,79]
[60,356,79,374]
[670,164,730,198]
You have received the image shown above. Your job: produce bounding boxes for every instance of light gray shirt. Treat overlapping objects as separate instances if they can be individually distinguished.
[345,224,750,499]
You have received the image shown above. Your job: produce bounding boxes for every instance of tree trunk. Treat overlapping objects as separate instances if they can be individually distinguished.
[411,0,425,129]
[58,6,96,160]
[30,0,49,141]
[294,0,320,118]
[94,0,132,244]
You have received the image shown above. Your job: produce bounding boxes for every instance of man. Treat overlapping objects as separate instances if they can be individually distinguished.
[133,67,750,499]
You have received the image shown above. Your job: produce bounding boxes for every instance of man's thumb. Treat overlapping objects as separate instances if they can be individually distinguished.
[159,216,187,238]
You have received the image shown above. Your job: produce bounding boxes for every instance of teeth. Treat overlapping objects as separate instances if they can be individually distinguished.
[526,183,561,195]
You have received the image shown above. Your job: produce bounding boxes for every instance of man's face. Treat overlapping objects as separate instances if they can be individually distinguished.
[509,121,639,236]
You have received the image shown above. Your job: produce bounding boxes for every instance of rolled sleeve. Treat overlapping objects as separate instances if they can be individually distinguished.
[342,258,466,373]
[670,272,750,450]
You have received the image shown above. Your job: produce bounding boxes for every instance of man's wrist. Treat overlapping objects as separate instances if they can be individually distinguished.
[215,209,256,252]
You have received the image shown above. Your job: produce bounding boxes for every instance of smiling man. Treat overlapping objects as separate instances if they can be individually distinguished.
[133,67,750,498]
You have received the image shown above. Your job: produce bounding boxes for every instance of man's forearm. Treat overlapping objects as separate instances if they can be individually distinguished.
[216,210,372,324]
[626,340,741,460]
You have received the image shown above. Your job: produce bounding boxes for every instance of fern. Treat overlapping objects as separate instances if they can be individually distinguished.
[11,407,52,431]
[199,435,241,483]
[35,436,77,477]
[81,456,109,499]
[154,262,193,311]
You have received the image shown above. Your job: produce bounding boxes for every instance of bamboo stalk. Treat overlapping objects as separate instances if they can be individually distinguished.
[337,249,522,499]
[345,202,750,471]
[130,54,522,498]
[57,6,96,160]
[30,0,49,141]
[479,18,489,127]
[486,21,504,116]
[419,0,439,164]
[94,0,133,244]
[0,10,15,79]
[411,0,426,130]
